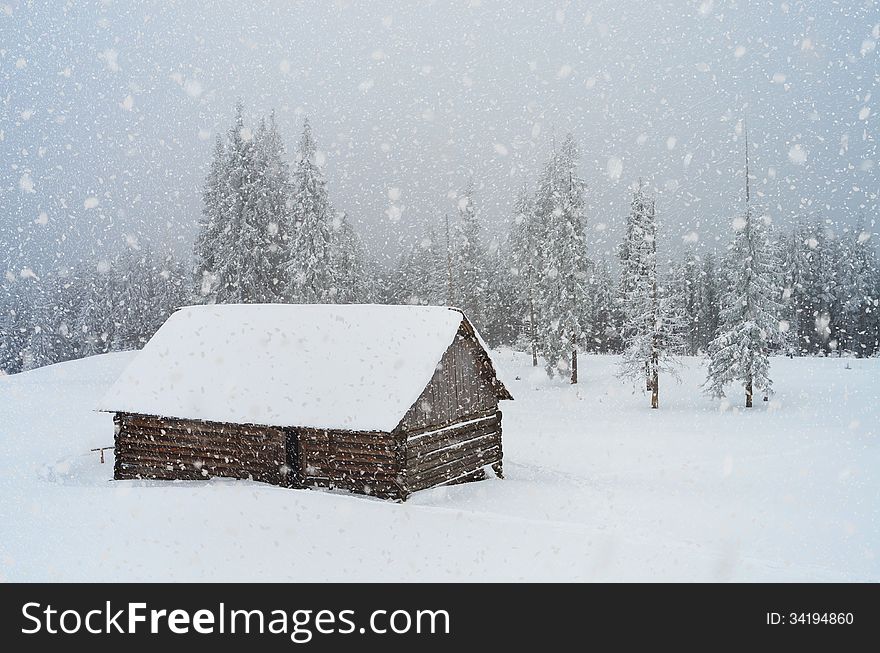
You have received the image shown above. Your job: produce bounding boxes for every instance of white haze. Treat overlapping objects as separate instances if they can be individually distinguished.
[1,0,877,270]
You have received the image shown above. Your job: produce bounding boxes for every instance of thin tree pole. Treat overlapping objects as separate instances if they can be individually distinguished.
[521,192,538,367]
[444,212,454,306]
[635,179,652,393]
[744,117,754,408]
[650,198,659,409]
[528,260,538,367]
[568,171,578,384]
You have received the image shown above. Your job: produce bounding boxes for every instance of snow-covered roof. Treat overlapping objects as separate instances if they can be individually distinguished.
[98,303,506,432]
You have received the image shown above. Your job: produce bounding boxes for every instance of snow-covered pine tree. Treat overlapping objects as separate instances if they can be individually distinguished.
[246,113,294,303]
[333,212,367,304]
[795,219,847,355]
[534,134,592,382]
[212,101,259,304]
[482,236,522,347]
[391,230,445,306]
[618,188,683,408]
[586,259,621,353]
[193,134,227,303]
[776,220,816,355]
[155,250,188,330]
[451,179,486,327]
[704,129,782,406]
[840,218,880,356]
[21,276,60,370]
[695,251,721,353]
[0,274,31,374]
[670,249,701,355]
[508,184,540,365]
[111,242,186,351]
[195,104,295,305]
[618,181,652,390]
[286,119,338,303]
[76,259,118,357]
[112,244,155,351]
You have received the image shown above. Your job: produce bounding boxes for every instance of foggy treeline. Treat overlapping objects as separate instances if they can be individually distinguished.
[2,106,879,376]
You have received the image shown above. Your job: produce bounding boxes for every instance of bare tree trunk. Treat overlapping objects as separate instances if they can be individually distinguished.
[444,212,454,306]
[650,354,659,409]
[571,348,578,384]
[646,361,652,391]
[528,271,538,367]
[745,375,753,408]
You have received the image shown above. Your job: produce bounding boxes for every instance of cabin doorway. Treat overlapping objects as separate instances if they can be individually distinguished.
[284,429,300,488]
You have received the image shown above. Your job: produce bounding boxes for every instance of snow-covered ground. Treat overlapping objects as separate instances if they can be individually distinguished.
[1,350,877,582]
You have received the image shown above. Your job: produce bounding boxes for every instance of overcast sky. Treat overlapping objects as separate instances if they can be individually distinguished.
[2,0,878,271]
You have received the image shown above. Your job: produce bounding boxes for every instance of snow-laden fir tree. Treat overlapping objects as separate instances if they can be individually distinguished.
[796,220,848,355]
[585,259,622,353]
[112,243,187,350]
[618,184,684,408]
[0,274,32,374]
[482,236,522,347]
[76,259,118,357]
[670,249,702,355]
[704,129,782,407]
[286,119,338,303]
[451,179,486,326]
[534,134,592,382]
[778,221,812,355]
[213,101,260,303]
[508,184,540,365]
[193,134,226,302]
[112,245,157,351]
[332,212,368,304]
[695,252,721,353]
[245,113,294,302]
[194,103,294,305]
[391,229,446,306]
[21,276,63,371]
[839,218,880,356]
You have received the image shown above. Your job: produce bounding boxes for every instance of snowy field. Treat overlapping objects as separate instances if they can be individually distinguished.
[0,350,877,582]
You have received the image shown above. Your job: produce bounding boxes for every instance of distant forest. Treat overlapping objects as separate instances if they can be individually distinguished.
[2,103,879,379]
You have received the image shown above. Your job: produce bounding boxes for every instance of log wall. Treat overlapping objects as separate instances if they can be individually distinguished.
[402,408,503,494]
[296,427,405,500]
[114,413,288,486]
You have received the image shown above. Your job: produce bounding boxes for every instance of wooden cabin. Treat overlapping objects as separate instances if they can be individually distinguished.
[99,304,512,501]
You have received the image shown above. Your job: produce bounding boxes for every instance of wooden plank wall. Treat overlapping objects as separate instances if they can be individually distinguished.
[403,408,503,493]
[399,329,499,433]
[297,428,404,500]
[114,413,288,486]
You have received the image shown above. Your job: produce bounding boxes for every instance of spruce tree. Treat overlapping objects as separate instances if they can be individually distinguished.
[840,219,880,356]
[534,135,592,382]
[193,135,226,303]
[391,230,445,306]
[0,275,31,374]
[670,249,701,355]
[213,101,257,303]
[286,119,337,303]
[333,213,367,304]
[586,259,621,353]
[705,129,782,406]
[482,237,522,347]
[451,179,486,326]
[618,187,683,408]
[247,113,294,303]
[508,184,540,365]
[695,252,721,353]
